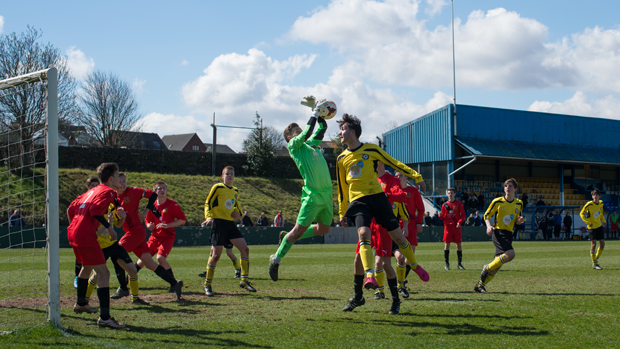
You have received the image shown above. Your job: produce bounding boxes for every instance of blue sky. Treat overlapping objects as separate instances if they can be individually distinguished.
[2,0,620,151]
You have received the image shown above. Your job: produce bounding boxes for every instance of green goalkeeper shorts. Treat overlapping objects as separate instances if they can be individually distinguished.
[297,186,333,227]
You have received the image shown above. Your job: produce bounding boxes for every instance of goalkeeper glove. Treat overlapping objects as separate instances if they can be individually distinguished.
[301,95,316,109]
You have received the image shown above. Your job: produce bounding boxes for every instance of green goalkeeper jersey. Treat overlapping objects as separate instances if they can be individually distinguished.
[288,117,332,189]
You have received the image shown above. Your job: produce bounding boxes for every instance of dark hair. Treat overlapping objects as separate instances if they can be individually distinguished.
[504,178,518,189]
[337,113,362,139]
[447,188,455,193]
[86,176,100,186]
[591,188,601,196]
[97,163,119,184]
[283,123,300,144]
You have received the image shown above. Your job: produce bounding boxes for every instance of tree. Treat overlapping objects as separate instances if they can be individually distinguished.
[0,26,79,167]
[77,70,143,147]
[331,133,346,156]
[242,112,280,176]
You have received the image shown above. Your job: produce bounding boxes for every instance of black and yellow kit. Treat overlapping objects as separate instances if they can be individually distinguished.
[336,143,422,217]
[580,200,605,229]
[484,196,523,232]
[204,183,243,221]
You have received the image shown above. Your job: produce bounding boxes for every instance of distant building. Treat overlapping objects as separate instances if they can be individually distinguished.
[162,133,207,152]
[203,143,236,154]
[275,140,336,157]
[59,125,96,146]
[111,130,167,150]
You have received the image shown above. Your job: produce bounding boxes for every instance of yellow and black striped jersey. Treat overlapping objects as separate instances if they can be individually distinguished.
[336,143,422,217]
[580,200,606,229]
[204,183,243,221]
[484,196,523,232]
[393,201,409,221]
[97,203,120,249]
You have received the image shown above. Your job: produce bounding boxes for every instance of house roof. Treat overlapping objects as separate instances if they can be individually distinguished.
[161,133,200,151]
[113,130,168,150]
[203,143,236,154]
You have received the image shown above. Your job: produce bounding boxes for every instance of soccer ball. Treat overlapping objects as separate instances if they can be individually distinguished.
[316,100,337,120]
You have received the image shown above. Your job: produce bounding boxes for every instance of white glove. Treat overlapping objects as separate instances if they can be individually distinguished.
[312,99,331,118]
[301,95,316,109]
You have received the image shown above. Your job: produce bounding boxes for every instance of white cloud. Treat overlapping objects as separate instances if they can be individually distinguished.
[528,91,620,120]
[179,47,449,151]
[133,78,146,93]
[66,46,94,80]
[0,16,4,34]
[181,59,189,66]
[425,0,448,16]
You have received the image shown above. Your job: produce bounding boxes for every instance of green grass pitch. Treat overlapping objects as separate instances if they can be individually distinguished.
[1,241,619,348]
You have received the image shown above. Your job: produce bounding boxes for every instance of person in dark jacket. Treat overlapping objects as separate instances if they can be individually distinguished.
[563,212,572,240]
[241,211,253,227]
[257,212,269,226]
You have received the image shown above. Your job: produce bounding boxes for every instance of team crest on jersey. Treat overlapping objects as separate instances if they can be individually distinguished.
[163,209,168,214]
[225,199,234,209]
[594,211,600,218]
[350,161,364,178]
[392,203,396,209]
[515,208,518,213]
[362,154,369,160]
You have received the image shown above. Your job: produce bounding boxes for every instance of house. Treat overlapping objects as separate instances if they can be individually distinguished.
[203,143,236,154]
[162,133,207,152]
[111,130,168,150]
[275,140,337,156]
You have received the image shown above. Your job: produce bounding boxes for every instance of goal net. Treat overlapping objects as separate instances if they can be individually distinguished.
[0,68,60,332]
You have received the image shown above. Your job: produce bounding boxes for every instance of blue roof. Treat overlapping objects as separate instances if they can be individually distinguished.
[455,137,620,165]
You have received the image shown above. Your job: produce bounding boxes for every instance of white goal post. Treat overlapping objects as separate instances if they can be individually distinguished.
[0,68,60,330]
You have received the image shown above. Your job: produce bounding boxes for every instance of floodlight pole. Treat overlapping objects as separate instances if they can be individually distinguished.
[210,114,257,176]
[449,0,457,189]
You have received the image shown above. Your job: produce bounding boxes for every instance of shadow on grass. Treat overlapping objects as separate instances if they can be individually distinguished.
[415,297,501,303]
[441,290,620,297]
[259,295,338,301]
[68,325,274,348]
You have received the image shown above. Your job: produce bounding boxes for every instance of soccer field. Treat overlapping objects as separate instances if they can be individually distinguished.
[2,241,620,348]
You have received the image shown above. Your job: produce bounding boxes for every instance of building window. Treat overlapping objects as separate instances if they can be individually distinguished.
[192,145,199,151]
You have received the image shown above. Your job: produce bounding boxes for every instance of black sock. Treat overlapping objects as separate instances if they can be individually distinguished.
[353,274,364,300]
[97,287,110,320]
[405,265,412,279]
[457,250,463,264]
[113,259,128,291]
[77,277,89,306]
[167,268,174,279]
[387,277,399,300]
[74,260,82,277]
[136,265,142,273]
[444,250,450,264]
[155,265,177,286]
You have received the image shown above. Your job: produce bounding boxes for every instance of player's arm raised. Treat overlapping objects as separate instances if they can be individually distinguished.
[372,144,426,192]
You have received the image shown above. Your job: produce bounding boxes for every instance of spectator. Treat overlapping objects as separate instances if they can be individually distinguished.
[461,190,469,210]
[424,212,433,227]
[539,212,550,240]
[563,211,572,240]
[241,211,253,227]
[534,212,544,240]
[477,192,485,210]
[473,211,482,226]
[9,209,26,227]
[469,192,478,211]
[257,212,269,227]
[432,211,443,226]
[553,210,562,239]
[274,210,284,227]
[609,210,618,239]
[536,196,546,206]
[521,193,529,207]
[464,213,475,226]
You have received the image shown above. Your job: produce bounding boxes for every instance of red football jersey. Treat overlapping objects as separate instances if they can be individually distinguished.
[67,184,117,247]
[117,187,155,232]
[439,200,466,226]
[378,172,408,204]
[402,186,425,224]
[145,199,186,237]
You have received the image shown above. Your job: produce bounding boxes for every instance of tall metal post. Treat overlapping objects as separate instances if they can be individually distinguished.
[211,113,216,176]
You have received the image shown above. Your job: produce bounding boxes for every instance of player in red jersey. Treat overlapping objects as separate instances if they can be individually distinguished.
[115,173,183,300]
[144,181,186,293]
[68,162,126,329]
[393,170,425,297]
[73,176,101,289]
[439,188,467,270]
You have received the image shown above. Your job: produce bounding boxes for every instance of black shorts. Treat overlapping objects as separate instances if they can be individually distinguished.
[588,226,605,241]
[211,219,243,246]
[492,229,513,255]
[345,192,400,232]
[102,242,133,265]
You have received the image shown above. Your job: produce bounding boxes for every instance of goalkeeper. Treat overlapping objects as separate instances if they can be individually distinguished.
[268,97,335,281]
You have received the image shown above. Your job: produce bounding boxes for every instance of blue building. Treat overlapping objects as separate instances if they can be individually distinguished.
[383,104,620,208]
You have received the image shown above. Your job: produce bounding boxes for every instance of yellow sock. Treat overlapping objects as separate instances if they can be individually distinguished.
[590,251,597,263]
[375,269,385,292]
[241,257,249,282]
[397,241,418,267]
[205,264,216,285]
[396,264,406,287]
[358,241,375,277]
[231,257,240,270]
[85,278,97,299]
[596,248,603,260]
[481,274,495,286]
[488,256,505,270]
[129,277,139,298]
